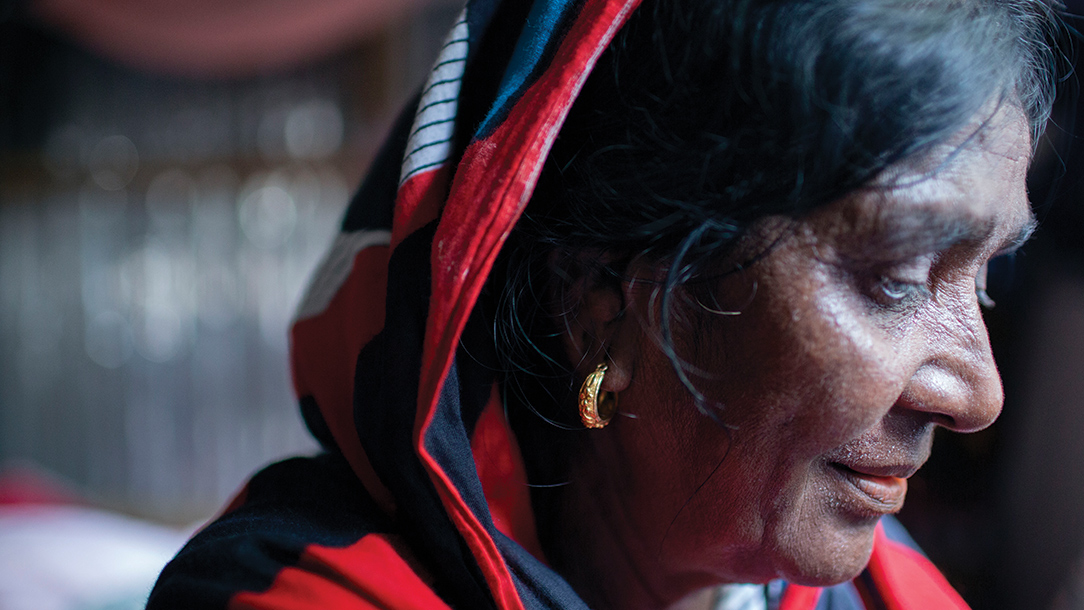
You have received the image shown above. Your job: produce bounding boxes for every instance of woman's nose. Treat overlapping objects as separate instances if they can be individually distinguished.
[898,302,1004,433]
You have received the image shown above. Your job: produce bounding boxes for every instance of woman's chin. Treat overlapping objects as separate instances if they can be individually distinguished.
[768,520,879,587]
[784,559,869,588]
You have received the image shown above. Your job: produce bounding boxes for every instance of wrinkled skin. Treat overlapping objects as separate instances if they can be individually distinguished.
[556,107,1034,610]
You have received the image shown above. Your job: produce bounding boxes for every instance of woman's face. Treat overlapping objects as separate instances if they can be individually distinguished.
[564,108,1034,605]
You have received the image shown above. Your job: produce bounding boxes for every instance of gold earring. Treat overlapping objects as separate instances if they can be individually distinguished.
[579,363,618,429]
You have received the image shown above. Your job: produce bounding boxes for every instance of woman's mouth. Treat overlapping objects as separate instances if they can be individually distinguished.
[829,462,910,514]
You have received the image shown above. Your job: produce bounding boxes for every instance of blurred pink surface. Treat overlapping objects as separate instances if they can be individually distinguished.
[31,0,432,77]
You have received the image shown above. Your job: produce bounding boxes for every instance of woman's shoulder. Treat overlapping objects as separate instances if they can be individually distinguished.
[146,453,450,610]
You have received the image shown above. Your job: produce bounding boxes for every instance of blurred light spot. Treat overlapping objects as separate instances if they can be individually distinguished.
[239,180,297,249]
[125,244,194,363]
[145,169,195,230]
[135,306,185,363]
[88,136,139,191]
[79,186,131,319]
[284,100,344,159]
[85,311,134,369]
[289,168,322,215]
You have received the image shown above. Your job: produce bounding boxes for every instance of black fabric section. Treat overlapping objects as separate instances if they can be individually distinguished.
[425,301,596,610]
[352,222,496,610]
[418,303,507,530]
[340,94,419,232]
[495,532,592,609]
[147,453,392,610]
[422,358,496,533]
[452,0,537,163]
[298,394,337,453]
[436,301,592,609]
[464,0,501,54]
[456,303,503,439]
[856,570,890,610]
[502,328,582,578]
[424,348,595,610]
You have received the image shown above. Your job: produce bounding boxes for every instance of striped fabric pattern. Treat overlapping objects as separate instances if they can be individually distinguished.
[399,13,468,186]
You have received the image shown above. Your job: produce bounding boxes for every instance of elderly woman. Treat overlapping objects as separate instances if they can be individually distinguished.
[149,0,1063,609]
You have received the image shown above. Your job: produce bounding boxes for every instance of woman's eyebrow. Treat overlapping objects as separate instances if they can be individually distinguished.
[864,206,1036,255]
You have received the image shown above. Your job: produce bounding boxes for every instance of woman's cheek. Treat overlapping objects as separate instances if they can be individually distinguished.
[788,302,907,451]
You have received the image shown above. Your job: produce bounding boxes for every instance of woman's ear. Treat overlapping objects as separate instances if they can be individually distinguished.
[553,253,654,395]
[553,252,623,369]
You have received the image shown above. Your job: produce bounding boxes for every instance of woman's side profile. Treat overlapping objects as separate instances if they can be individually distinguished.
[147,0,1065,609]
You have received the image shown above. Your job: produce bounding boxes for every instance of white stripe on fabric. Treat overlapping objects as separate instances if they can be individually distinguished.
[294,229,392,321]
[713,584,768,610]
[399,12,469,186]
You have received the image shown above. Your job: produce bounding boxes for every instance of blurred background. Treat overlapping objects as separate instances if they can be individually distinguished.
[0,0,460,607]
[1,1,1084,610]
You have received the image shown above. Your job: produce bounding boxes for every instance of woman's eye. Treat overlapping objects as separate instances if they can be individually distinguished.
[865,256,935,309]
[875,276,929,306]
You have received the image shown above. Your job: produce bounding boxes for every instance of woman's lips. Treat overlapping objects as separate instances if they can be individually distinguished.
[830,463,909,513]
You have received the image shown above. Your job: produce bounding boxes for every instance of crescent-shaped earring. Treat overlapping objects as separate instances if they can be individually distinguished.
[579,363,618,429]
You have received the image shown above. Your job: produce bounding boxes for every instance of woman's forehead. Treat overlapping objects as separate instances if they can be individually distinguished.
[813,110,1033,256]
[876,105,1032,187]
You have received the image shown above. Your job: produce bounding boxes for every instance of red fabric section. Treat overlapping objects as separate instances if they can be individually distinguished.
[290,246,395,515]
[32,0,429,77]
[779,584,823,610]
[412,2,642,609]
[470,385,546,562]
[392,167,450,251]
[228,534,452,610]
[867,523,971,610]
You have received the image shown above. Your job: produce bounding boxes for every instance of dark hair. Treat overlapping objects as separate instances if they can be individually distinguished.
[479,0,1066,500]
